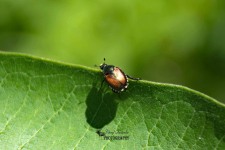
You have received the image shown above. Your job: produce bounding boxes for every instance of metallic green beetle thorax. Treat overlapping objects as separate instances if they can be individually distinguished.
[103,65,115,74]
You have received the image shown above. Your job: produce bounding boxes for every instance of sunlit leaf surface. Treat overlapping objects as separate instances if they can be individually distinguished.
[0,52,225,149]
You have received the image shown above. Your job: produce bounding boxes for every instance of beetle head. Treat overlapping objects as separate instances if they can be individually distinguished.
[99,58,107,70]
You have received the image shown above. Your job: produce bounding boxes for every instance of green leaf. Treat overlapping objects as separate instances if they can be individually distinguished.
[0,52,225,149]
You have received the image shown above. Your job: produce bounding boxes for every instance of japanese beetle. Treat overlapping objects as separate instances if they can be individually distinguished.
[99,58,140,93]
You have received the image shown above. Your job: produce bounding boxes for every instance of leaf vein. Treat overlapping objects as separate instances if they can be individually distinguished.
[18,81,77,149]
[175,109,196,149]
[0,78,31,134]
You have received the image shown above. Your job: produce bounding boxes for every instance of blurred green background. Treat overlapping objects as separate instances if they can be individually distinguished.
[1,0,225,103]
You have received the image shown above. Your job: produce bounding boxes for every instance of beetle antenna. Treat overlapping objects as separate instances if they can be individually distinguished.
[101,58,106,65]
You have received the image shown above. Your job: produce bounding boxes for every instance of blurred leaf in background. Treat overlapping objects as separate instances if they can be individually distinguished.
[0,0,225,103]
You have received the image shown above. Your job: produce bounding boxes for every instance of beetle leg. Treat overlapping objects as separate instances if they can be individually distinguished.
[126,75,140,80]
[99,79,105,91]
[112,89,118,93]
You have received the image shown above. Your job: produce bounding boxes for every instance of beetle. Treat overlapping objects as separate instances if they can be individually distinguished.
[99,58,140,93]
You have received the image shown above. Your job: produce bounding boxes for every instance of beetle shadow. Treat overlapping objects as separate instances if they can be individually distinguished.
[85,83,120,129]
